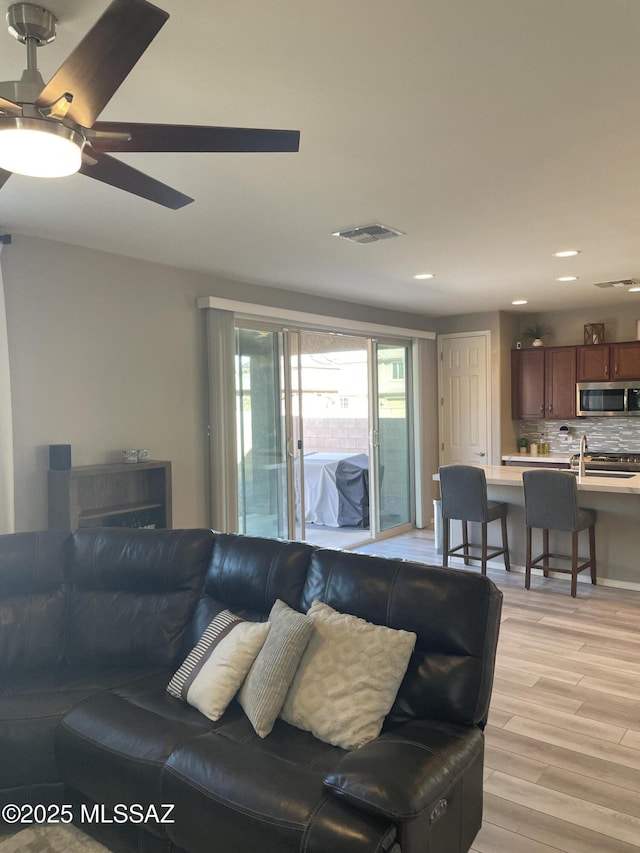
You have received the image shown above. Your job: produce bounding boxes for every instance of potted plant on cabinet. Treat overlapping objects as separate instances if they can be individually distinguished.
[522,322,554,347]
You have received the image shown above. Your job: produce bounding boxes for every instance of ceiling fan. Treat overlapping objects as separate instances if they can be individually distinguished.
[0,0,300,208]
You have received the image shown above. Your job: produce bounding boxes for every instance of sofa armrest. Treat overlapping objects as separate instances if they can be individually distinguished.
[323,719,483,822]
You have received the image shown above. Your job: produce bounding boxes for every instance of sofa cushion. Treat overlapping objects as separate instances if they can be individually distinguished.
[55,672,218,839]
[239,599,313,738]
[167,610,269,722]
[185,534,314,646]
[163,724,397,853]
[300,549,503,728]
[65,528,214,668]
[0,665,164,793]
[0,530,68,674]
[280,601,416,750]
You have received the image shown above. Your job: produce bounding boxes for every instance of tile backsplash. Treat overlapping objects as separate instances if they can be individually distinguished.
[517,418,640,454]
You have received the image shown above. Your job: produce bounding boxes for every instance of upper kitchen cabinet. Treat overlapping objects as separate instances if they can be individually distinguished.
[512,348,544,419]
[611,342,640,379]
[577,341,640,381]
[512,346,576,420]
[544,347,577,418]
[576,344,610,381]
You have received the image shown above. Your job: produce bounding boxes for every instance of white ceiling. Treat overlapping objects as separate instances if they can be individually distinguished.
[1,0,640,317]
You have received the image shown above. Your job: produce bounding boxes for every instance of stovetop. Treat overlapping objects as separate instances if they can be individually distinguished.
[581,452,640,471]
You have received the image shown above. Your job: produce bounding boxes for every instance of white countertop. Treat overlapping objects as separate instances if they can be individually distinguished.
[502,454,572,464]
[435,464,640,494]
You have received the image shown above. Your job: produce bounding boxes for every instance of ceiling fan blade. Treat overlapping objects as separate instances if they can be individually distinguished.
[79,151,193,209]
[0,96,21,114]
[88,122,301,153]
[0,169,13,189]
[36,0,169,129]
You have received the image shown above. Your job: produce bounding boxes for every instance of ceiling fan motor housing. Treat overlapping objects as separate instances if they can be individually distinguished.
[6,3,57,46]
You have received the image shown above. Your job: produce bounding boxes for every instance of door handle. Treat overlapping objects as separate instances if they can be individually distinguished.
[474,452,486,457]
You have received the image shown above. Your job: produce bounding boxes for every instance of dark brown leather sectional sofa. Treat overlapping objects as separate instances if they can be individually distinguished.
[0,527,502,853]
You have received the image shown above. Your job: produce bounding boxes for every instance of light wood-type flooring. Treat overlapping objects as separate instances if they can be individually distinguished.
[355,529,640,852]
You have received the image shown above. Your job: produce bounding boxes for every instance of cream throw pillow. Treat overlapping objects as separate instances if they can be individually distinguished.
[167,609,270,722]
[239,599,313,738]
[280,601,416,750]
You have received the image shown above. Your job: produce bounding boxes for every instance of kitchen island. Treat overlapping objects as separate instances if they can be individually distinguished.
[434,465,640,588]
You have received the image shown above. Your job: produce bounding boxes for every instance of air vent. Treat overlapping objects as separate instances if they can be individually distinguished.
[331,224,404,244]
[593,278,640,289]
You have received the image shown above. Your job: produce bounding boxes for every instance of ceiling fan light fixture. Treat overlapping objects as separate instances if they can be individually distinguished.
[0,117,83,178]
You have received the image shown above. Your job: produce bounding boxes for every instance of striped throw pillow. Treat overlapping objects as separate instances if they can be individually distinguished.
[239,599,313,738]
[167,609,270,722]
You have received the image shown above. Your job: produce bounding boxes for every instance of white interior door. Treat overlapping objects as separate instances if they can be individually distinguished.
[439,332,491,465]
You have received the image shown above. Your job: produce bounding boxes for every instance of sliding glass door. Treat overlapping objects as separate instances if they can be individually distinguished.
[373,342,412,532]
[235,328,288,538]
[294,331,371,548]
[235,324,413,545]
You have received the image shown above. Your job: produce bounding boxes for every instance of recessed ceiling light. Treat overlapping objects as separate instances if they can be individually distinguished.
[512,300,528,305]
[413,273,435,280]
[629,286,640,293]
[553,250,581,258]
[556,276,578,282]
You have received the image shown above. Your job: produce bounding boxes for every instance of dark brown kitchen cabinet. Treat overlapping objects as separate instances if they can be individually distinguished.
[544,346,577,418]
[511,346,576,420]
[577,341,640,381]
[611,342,640,379]
[577,344,610,381]
[512,348,544,419]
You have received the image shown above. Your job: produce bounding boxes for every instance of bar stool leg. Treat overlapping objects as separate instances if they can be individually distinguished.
[501,515,511,571]
[462,521,470,565]
[525,526,532,590]
[442,518,449,568]
[589,524,597,585]
[481,523,488,575]
[571,530,579,598]
[542,529,550,577]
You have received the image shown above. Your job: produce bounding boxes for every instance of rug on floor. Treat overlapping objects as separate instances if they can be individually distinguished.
[0,824,111,852]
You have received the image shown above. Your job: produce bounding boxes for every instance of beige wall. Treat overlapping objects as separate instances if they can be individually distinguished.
[516,303,639,347]
[2,234,436,532]
[3,235,211,530]
[499,312,520,454]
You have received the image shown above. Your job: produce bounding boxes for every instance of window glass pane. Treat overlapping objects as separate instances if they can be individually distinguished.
[236,328,287,537]
[377,344,411,531]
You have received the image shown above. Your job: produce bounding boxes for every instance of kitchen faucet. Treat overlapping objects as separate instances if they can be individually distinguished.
[579,433,588,478]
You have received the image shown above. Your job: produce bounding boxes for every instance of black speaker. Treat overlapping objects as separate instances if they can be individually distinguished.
[49,444,71,470]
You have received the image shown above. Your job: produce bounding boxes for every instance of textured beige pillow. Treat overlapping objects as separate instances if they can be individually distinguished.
[167,609,270,722]
[239,599,313,738]
[280,601,416,750]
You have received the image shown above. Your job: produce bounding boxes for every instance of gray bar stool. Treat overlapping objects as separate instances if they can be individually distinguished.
[439,464,510,575]
[522,469,596,597]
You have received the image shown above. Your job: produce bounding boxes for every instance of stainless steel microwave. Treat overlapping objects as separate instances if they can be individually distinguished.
[576,381,640,416]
